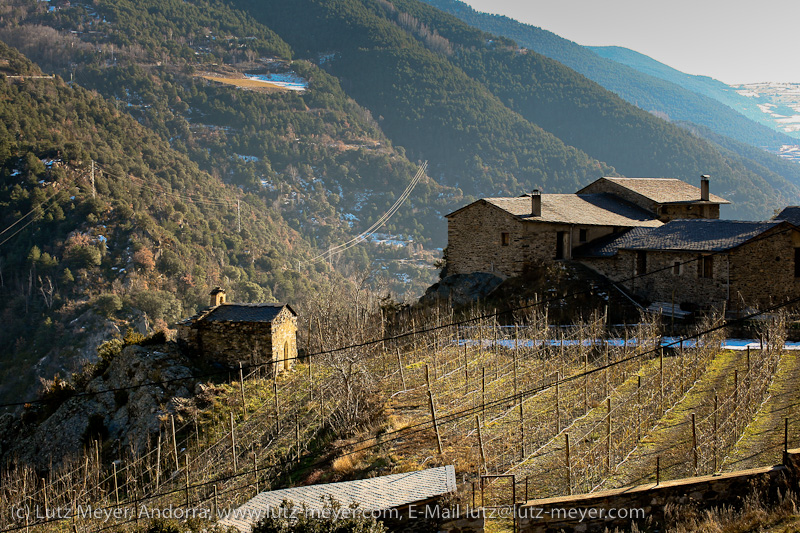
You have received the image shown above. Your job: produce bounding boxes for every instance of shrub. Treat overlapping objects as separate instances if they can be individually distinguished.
[94,293,123,318]
[251,498,387,533]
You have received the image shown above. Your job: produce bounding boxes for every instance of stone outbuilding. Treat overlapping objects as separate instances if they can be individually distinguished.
[576,219,800,310]
[177,288,297,372]
[444,176,727,278]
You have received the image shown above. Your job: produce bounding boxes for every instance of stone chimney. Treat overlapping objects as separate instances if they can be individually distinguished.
[210,287,226,307]
[700,175,710,201]
[531,189,541,217]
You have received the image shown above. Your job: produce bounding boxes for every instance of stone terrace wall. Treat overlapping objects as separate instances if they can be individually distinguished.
[517,450,800,532]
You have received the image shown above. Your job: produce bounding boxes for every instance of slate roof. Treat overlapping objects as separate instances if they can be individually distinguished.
[578,219,786,257]
[450,194,662,227]
[219,466,456,532]
[178,303,295,326]
[775,206,800,226]
[201,303,294,323]
[579,177,730,204]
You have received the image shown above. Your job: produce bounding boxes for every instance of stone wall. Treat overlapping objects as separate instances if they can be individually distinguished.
[622,249,729,307]
[195,321,274,368]
[659,203,719,221]
[270,307,297,371]
[517,456,798,532]
[581,225,800,310]
[729,225,800,309]
[447,201,622,277]
[447,201,533,276]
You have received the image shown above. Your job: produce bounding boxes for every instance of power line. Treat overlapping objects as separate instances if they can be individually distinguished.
[302,161,427,266]
[1,223,796,409]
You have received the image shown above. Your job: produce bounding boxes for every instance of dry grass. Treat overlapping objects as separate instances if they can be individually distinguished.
[198,74,290,92]
[662,490,800,533]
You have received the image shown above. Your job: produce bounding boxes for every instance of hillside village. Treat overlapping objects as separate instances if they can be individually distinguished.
[5,0,800,532]
[446,175,800,313]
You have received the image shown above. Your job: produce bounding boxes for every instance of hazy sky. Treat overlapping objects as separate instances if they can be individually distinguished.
[463,0,800,85]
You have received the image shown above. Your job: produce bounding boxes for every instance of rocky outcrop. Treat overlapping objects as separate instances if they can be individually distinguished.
[419,273,505,307]
[1,342,199,469]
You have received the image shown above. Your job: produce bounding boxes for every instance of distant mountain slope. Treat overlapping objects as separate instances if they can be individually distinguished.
[589,46,800,140]
[230,0,613,196]
[421,0,800,148]
[227,0,800,220]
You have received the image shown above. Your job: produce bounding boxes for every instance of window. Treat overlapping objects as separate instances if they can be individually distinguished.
[698,255,713,278]
[635,251,647,276]
[579,228,588,243]
[672,261,682,275]
[501,232,510,246]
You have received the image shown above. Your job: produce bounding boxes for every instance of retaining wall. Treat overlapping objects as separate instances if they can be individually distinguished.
[517,449,800,532]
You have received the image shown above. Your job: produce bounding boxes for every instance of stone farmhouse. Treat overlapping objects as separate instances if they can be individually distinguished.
[177,288,297,372]
[445,176,800,310]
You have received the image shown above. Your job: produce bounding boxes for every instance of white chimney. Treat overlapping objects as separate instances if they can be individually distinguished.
[700,175,710,201]
[532,189,541,217]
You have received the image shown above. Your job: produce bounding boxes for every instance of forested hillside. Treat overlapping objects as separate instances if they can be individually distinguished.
[4,0,800,406]
[422,0,800,147]
[0,39,361,405]
[231,0,800,218]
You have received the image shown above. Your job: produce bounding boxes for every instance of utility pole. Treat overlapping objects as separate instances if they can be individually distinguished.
[237,199,241,232]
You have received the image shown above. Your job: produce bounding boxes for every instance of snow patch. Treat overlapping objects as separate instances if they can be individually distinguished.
[244,73,307,92]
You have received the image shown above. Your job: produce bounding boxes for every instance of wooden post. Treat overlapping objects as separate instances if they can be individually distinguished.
[637,375,642,442]
[308,354,313,401]
[519,396,525,460]
[476,416,487,474]
[481,367,486,419]
[42,477,49,518]
[472,481,476,508]
[785,418,790,461]
[747,346,751,378]
[253,452,259,494]
[659,348,664,414]
[239,362,247,418]
[555,371,561,434]
[692,412,698,474]
[295,415,301,462]
[565,433,571,496]
[464,341,469,395]
[184,455,190,506]
[583,352,589,414]
[273,380,280,432]
[606,397,612,471]
[396,348,407,390]
[113,462,119,505]
[426,365,443,454]
[656,456,660,485]
[230,411,238,472]
[494,319,498,356]
[713,394,718,472]
[155,432,161,490]
[171,414,179,472]
[213,485,218,519]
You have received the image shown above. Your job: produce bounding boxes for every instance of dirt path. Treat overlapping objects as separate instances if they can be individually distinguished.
[599,350,743,489]
[723,351,800,471]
